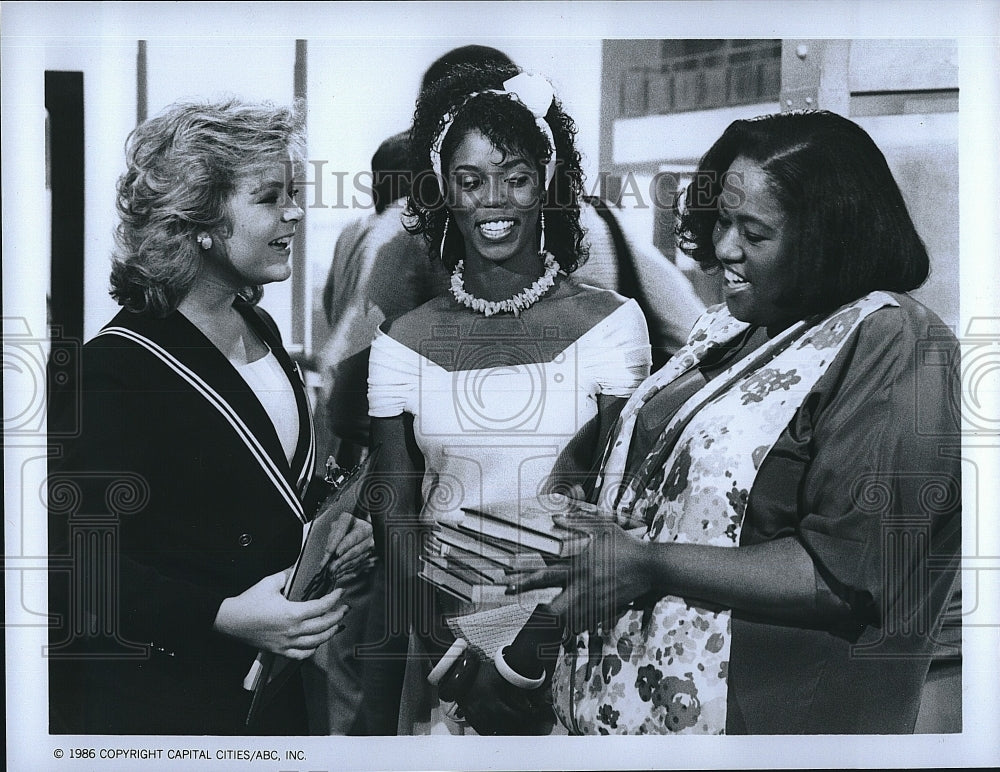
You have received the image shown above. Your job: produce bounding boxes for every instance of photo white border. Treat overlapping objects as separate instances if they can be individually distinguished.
[4,2,999,770]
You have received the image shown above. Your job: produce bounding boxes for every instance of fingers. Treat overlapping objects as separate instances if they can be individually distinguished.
[559,581,622,636]
[552,512,608,533]
[332,562,376,586]
[505,567,566,594]
[279,602,350,656]
[288,606,351,647]
[545,588,570,618]
[327,513,374,559]
[293,601,349,634]
[324,510,353,557]
[282,636,332,659]
[564,593,594,636]
[335,529,368,557]
[282,647,316,661]
[328,603,349,627]
[281,623,345,660]
[354,517,374,539]
[292,586,345,619]
[333,534,373,565]
[326,550,375,585]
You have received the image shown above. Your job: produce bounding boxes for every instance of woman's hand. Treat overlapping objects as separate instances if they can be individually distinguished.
[213,570,348,659]
[323,511,375,581]
[511,513,655,635]
[516,527,853,630]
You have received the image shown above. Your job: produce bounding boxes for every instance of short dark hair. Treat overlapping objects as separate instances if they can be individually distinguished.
[110,98,305,316]
[371,131,410,214]
[405,61,587,272]
[677,110,929,317]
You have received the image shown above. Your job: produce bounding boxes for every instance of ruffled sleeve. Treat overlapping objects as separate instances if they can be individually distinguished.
[582,298,652,398]
[367,330,421,418]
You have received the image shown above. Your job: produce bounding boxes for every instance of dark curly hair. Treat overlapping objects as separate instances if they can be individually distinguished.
[405,62,587,272]
[676,110,929,319]
[110,98,305,316]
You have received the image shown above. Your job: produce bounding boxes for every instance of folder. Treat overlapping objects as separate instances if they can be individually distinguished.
[244,446,380,727]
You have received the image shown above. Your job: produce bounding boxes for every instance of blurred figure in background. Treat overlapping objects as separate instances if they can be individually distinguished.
[318,136,450,471]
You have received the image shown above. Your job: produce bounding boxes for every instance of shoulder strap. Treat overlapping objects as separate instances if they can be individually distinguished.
[584,196,666,369]
[585,196,639,295]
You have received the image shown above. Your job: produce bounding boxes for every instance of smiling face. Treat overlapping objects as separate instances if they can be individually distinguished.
[713,155,796,329]
[202,155,303,290]
[446,129,542,271]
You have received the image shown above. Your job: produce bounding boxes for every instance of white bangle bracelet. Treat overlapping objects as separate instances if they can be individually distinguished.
[427,638,468,686]
[493,646,545,690]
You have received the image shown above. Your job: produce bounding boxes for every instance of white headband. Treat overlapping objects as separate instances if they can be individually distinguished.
[429,72,557,197]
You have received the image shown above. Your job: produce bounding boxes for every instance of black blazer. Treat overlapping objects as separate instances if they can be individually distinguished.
[48,299,316,735]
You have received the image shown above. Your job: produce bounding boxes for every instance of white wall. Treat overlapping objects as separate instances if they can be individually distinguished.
[35,39,138,341]
[857,112,960,330]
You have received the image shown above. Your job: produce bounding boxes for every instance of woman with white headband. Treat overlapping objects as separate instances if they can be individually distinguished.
[359,61,651,735]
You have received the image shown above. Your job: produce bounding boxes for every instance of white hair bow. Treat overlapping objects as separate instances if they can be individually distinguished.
[429,72,557,197]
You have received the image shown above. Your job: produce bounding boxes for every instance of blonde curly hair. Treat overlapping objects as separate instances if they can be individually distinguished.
[110,98,305,316]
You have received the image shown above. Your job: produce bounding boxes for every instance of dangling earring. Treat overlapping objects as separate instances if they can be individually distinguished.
[440,214,449,263]
[197,233,213,251]
[538,211,546,255]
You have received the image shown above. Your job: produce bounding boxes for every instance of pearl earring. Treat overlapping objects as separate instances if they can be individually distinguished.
[197,234,213,250]
[539,211,546,254]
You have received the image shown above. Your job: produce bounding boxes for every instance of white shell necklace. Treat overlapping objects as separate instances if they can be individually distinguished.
[449,251,559,317]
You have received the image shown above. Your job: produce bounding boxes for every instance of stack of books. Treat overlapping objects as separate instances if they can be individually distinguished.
[419,493,598,606]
